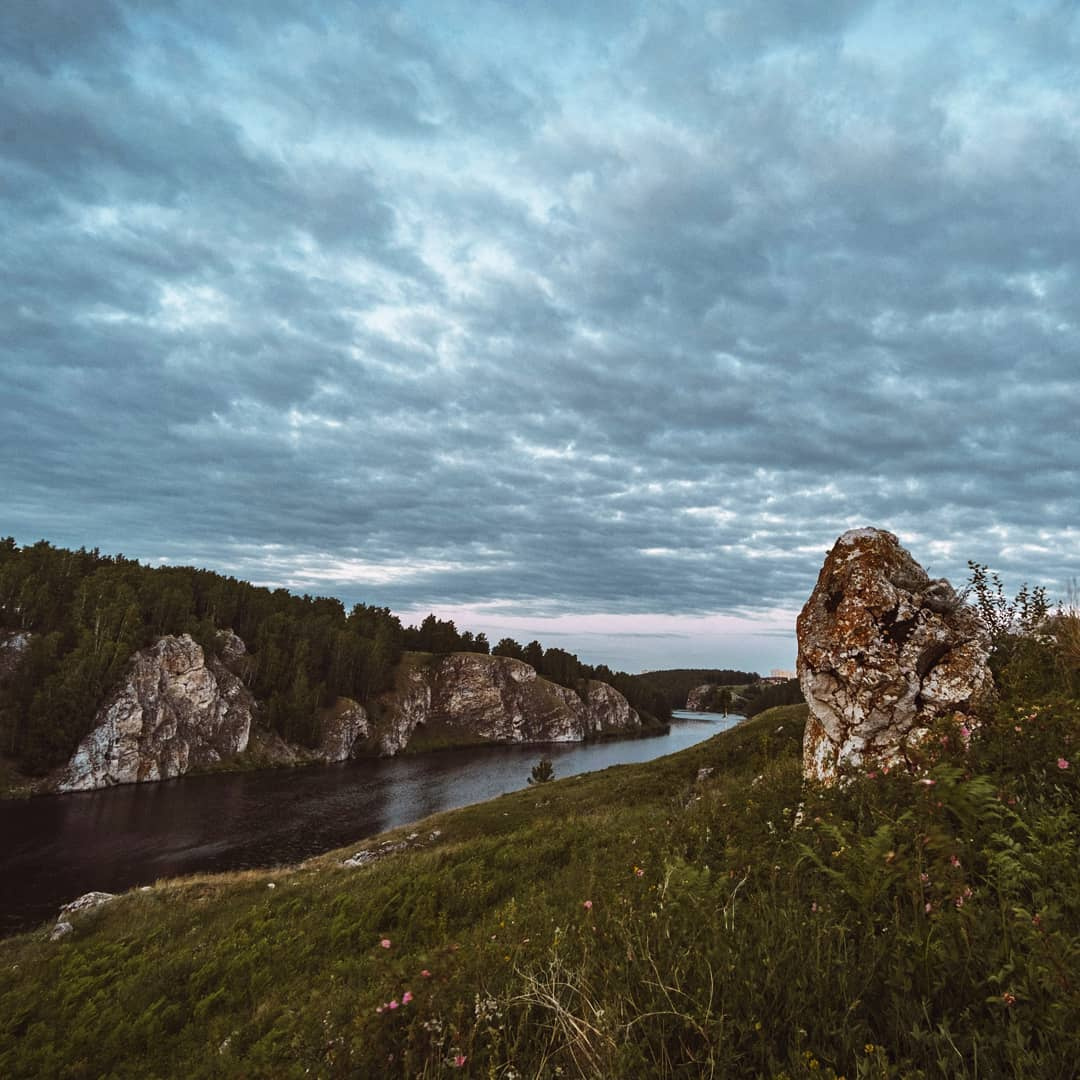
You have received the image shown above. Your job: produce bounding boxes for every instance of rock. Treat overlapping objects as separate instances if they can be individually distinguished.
[50,921,73,941]
[59,891,116,919]
[797,528,992,783]
[686,684,715,711]
[315,698,370,762]
[372,653,642,754]
[58,634,255,791]
[0,631,30,682]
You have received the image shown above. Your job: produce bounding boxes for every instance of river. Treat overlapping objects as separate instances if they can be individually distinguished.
[0,710,739,936]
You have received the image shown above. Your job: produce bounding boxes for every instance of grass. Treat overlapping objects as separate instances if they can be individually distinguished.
[1,693,1079,1078]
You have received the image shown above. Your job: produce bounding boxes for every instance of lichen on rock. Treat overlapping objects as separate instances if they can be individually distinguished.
[798,527,992,783]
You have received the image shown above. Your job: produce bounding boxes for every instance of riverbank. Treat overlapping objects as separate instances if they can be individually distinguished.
[0,711,735,936]
[3,697,1079,1077]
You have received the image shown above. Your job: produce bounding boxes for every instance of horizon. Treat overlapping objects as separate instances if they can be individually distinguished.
[4,2,1078,676]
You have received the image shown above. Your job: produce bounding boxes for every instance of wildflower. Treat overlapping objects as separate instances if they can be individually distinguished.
[402,991,413,1005]
[866,770,877,779]
[955,896,964,908]
[1058,758,1070,770]
[421,969,432,978]
[950,854,961,868]
[380,939,391,949]
[919,872,929,883]
[583,900,593,910]
[918,778,936,787]
[634,866,645,878]
[925,902,932,914]
[959,725,971,743]
[811,901,818,913]
[388,999,399,1010]
[1002,992,1016,1007]
[375,1006,383,1014]
[452,1054,467,1067]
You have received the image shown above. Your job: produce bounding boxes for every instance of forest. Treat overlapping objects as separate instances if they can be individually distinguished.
[0,540,669,776]
[637,667,760,709]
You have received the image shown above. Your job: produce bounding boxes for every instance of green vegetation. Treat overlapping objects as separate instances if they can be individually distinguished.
[527,758,555,785]
[741,676,805,718]
[3,596,1078,1077]
[4,558,1078,1075]
[0,539,405,773]
[638,667,760,710]
[0,541,671,781]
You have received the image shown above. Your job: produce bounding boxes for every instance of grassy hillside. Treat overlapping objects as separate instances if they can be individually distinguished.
[2,684,1079,1077]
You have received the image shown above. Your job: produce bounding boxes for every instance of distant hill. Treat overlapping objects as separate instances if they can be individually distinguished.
[638,667,760,709]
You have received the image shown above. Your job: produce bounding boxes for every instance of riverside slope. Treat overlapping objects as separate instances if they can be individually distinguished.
[53,635,648,792]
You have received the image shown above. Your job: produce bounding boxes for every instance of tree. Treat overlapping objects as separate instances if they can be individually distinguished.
[527,757,555,785]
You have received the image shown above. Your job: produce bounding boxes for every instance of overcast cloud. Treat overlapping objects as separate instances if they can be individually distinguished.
[3,1,1078,672]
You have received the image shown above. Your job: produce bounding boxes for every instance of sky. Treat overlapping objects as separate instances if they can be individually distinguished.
[3,1,1079,675]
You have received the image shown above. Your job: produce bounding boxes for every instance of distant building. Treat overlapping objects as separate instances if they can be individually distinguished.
[761,668,796,685]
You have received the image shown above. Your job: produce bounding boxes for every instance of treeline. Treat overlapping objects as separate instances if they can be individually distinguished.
[740,678,804,718]
[0,539,671,776]
[489,638,672,727]
[0,540,406,772]
[638,668,760,710]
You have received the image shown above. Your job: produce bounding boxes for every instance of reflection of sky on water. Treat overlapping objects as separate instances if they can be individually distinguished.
[0,712,741,935]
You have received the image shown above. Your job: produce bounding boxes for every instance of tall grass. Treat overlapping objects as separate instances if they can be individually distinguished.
[1,692,1078,1077]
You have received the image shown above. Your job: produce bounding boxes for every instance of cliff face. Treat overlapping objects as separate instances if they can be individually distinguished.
[371,652,643,755]
[57,634,255,792]
[51,641,643,791]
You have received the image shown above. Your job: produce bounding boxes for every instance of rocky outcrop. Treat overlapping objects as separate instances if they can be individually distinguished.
[798,528,992,783]
[315,698,370,762]
[686,684,714,711]
[372,653,643,755]
[0,631,30,682]
[51,638,645,791]
[58,634,255,792]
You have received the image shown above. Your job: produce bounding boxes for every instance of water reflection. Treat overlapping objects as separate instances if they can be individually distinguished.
[0,710,736,934]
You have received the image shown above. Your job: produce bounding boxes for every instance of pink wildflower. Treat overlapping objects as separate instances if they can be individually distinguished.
[583,900,593,910]
[811,901,818,913]
[1002,992,1016,1007]
[918,778,936,787]
[634,867,645,878]
[388,999,399,1010]
[402,991,413,1005]
[420,969,431,978]
[1058,758,1069,770]
[925,902,932,913]
[380,938,391,949]
[950,854,961,868]
[866,771,877,779]
[375,1006,383,1014]
[452,1054,467,1068]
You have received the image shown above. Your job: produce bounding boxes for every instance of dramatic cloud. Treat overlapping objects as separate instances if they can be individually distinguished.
[3,1,1078,672]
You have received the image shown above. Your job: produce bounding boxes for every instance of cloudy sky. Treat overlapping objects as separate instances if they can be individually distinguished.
[3,1,1078,674]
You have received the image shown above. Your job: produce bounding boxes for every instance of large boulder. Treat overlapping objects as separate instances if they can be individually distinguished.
[58,634,255,791]
[798,528,992,783]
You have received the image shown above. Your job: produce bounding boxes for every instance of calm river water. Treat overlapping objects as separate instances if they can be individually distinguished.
[0,710,739,935]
